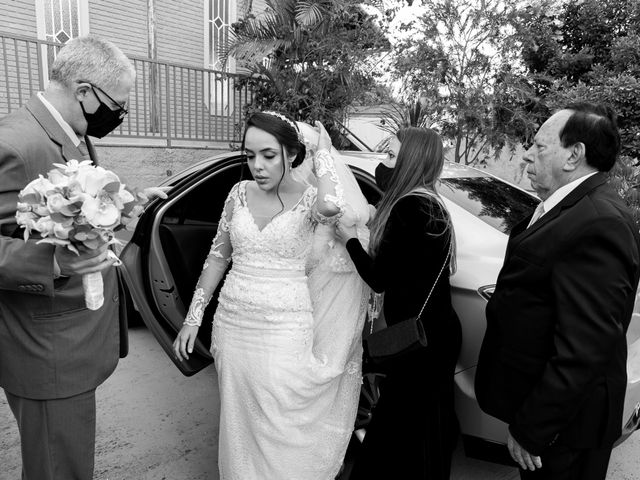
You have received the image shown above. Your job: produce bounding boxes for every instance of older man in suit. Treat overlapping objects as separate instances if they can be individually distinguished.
[475,103,640,480]
[0,36,134,479]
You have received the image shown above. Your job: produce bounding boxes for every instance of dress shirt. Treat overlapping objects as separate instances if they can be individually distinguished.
[37,92,82,147]
[527,202,546,228]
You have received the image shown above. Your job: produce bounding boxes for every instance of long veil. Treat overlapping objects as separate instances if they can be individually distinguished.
[295,121,371,377]
[273,122,372,473]
[293,123,371,235]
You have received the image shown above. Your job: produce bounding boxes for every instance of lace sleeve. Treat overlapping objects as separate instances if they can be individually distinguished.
[184,184,238,327]
[313,149,345,224]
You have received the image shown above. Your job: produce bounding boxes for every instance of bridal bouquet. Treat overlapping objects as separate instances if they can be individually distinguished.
[16,159,167,310]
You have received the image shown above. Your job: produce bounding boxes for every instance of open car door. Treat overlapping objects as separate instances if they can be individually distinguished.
[119,153,249,376]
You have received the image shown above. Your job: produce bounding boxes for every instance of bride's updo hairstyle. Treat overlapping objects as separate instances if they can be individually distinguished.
[243,111,306,168]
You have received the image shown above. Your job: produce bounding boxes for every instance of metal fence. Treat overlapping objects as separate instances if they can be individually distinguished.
[0,32,253,146]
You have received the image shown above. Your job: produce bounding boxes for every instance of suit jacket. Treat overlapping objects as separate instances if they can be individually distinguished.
[475,172,640,455]
[0,95,126,400]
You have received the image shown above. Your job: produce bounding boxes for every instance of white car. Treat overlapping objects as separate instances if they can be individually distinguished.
[119,149,640,465]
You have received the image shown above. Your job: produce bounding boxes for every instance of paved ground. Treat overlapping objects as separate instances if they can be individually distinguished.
[1,326,639,479]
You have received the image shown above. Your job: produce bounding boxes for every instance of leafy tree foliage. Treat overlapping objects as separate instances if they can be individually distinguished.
[226,0,389,145]
[387,0,538,165]
[562,0,640,72]
[610,156,640,227]
[517,0,640,223]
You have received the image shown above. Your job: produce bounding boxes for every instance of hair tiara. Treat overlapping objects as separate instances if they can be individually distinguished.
[262,110,305,144]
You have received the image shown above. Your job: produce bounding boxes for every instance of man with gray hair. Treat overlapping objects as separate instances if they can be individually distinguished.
[0,36,135,479]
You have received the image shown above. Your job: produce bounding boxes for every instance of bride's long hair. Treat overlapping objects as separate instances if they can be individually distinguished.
[369,127,456,272]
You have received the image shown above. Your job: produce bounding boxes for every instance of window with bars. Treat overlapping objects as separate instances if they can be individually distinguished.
[36,0,88,72]
[42,0,81,44]
[205,0,236,115]
[207,0,232,71]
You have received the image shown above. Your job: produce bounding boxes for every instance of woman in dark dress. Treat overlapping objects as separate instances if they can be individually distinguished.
[335,127,462,479]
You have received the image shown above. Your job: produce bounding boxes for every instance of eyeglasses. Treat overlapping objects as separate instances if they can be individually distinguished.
[89,83,129,118]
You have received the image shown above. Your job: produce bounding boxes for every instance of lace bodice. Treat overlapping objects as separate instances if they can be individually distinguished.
[184,147,349,328]
[229,181,316,271]
[184,181,319,326]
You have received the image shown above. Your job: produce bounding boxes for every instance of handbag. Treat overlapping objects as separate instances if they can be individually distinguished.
[364,241,451,363]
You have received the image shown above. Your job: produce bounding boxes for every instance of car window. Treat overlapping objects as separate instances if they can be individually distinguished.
[162,164,249,226]
[439,177,538,234]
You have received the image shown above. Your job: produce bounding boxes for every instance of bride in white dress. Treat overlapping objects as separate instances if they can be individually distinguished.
[173,111,371,480]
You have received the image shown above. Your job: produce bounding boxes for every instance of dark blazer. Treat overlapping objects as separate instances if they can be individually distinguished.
[475,172,640,455]
[0,96,125,400]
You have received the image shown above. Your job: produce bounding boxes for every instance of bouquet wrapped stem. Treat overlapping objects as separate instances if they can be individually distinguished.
[82,272,104,310]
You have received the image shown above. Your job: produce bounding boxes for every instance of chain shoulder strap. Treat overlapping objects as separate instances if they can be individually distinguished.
[417,240,452,319]
[369,238,452,334]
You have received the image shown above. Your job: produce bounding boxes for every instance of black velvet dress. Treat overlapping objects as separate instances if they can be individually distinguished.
[347,194,462,479]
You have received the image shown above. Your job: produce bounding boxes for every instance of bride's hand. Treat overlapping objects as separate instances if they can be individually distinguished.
[315,121,332,152]
[335,221,358,245]
[173,324,200,361]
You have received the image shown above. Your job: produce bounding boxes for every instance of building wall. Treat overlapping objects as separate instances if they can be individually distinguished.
[0,0,39,37]
[98,144,224,190]
[0,0,242,142]
[89,0,148,57]
[0,0,40,114]
[156,0,204,66]
[88,0,204,65]
[0,1,212,67]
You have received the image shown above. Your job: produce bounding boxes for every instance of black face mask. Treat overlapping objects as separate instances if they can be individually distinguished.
[80,86,126,138]
[375,163,394,192]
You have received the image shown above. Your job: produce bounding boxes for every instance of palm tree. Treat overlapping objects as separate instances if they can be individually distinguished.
[222,0,389,142]
[378,99,436,135]
[224,0,336,66]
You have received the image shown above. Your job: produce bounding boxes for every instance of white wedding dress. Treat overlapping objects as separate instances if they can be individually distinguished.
[184,132,371,480]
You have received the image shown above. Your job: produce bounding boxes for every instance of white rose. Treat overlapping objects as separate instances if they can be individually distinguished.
[32,204,50,217]
[16,202,32,213]
[34,216,56,235]
[19,175,54,204]
[53,222,73,239]
[15,210,37,230]
[47,192,73,215]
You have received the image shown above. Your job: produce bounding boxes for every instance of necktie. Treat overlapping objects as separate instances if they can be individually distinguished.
[527,202,545,228]
[77,139,91,160]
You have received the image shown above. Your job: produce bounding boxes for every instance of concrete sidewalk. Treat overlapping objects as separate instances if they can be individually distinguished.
[1,326,219,480]
[1,326,639,479]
